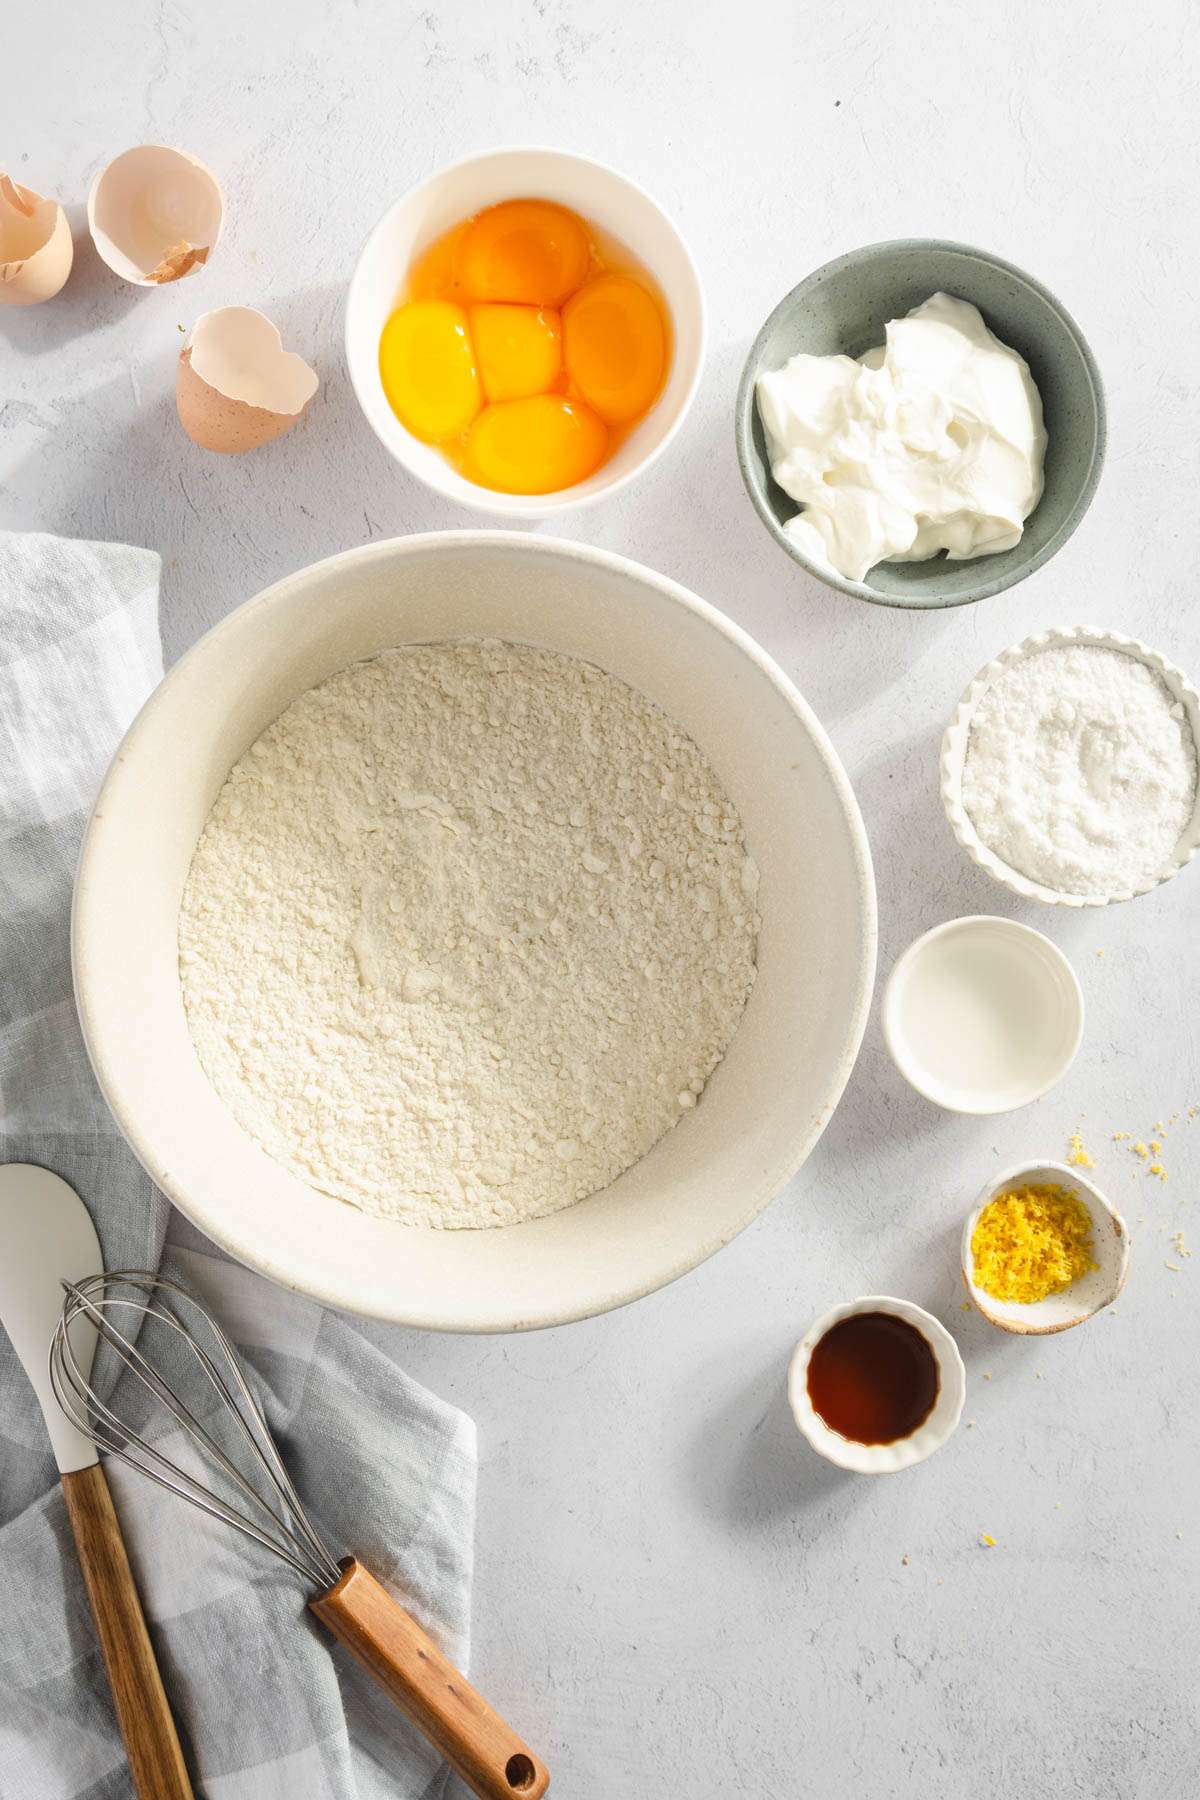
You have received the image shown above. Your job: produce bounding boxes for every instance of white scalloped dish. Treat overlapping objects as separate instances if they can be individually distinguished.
[788,1295,965,1473]
[941,625,1200,907]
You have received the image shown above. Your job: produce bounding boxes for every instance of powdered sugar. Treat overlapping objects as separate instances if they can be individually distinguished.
[178,640,759,1228]
[960,643,1197,896]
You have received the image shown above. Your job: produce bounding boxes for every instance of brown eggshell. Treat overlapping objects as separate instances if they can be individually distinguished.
[176,350,298,452]
[0,174,73,305]
[88,145,223,286]
[176,307,318,454]
[149,241,209,284]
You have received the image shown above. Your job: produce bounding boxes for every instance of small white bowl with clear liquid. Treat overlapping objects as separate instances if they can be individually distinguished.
[882,916,1083,1114]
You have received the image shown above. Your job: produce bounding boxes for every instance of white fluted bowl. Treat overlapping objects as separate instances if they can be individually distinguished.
[788,1296,966,1473]
[941,625,1200,907]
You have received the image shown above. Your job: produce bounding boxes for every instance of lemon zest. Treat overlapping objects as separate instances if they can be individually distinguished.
[971,1183,1096,1305]
[1067,1130,1095,1169]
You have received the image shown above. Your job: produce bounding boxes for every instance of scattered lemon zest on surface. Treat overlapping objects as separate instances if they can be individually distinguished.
[1035,1370,1044,1379]
[1054,1502,1062,1509]
[901,1554,910,1566]
[959,1301,972,1311]
[1171,1231,1191,1259]
[1095,948,1105,957]
[1104,1104,1196,1178]
[983,1370,993,1380]
[980,1534,997,1548]
[1165,1262,1182,1273]
[1067,1130,1095,1169]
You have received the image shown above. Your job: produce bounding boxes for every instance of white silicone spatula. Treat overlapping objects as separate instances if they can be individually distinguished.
[0,1164,193,1798]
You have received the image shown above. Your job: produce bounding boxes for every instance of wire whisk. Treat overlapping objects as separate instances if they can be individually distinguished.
[48,1268,548,1800]
[50,1270,341,1591]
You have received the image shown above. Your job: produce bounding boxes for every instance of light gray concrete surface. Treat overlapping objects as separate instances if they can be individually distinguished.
[5,3,1199,1794]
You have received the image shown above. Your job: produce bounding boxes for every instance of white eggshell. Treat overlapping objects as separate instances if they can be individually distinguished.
[176,306,319,453]
[0,174,73,305]
[88,145,223,286]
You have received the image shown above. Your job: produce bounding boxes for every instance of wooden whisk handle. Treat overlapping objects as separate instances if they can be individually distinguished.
[60,1463,194,1800]
[310,1558,549,1800]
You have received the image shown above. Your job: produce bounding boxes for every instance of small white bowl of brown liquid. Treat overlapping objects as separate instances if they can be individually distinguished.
[788,1297,966,1472]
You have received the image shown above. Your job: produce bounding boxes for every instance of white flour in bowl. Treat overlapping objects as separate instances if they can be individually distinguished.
[178,640,759,1228]
[960,643,1197,896]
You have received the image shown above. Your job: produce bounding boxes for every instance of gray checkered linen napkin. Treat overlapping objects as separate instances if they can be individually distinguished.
[0,532,478,1800]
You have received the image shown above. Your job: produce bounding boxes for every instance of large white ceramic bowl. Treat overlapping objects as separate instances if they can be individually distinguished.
[73,534,875,1332]
[345,147,705,517]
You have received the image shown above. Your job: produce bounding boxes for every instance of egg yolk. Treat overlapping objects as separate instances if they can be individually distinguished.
[458,201,591,306]
[381,198,671,492]
[563,275,666,424]
[466,396,607,494]
[470,304,562,403]
[379,300,481,442]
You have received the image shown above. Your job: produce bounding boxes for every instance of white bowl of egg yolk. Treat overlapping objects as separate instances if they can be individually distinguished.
[345,147,705,514]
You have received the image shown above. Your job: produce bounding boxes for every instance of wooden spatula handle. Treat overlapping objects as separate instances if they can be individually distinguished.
[60,1463,194,1799]
[311,1558,549,1800]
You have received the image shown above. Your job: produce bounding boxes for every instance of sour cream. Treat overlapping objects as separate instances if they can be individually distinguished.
[756,293,1047,583]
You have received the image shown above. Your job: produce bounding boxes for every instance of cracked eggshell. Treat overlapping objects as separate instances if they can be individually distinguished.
[176,307,319,453]
[88,145,223,286]
[0,174,73,304]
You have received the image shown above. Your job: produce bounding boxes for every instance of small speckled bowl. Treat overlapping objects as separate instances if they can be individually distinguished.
[942,625,1200,906]
[962,1160,1130,1334]
[735,239,1105,609]
[788,1295,966,1473]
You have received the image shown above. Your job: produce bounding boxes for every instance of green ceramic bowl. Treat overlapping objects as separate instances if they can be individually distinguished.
[735,240,1106,610]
